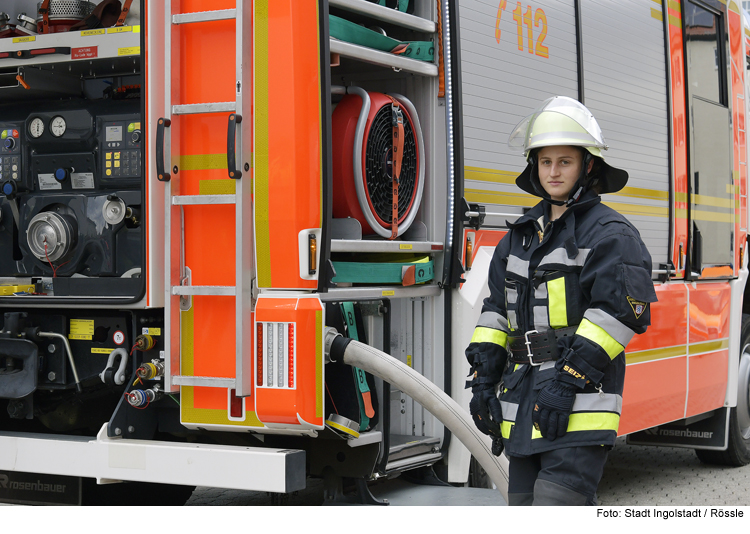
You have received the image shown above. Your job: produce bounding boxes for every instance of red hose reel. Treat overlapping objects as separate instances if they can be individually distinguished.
[332,89,424,239]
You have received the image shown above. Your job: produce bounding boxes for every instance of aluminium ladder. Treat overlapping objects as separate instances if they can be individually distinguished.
[157,2,254,397]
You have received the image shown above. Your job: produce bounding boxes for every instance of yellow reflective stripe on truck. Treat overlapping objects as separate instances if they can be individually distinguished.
[255,0,272,287]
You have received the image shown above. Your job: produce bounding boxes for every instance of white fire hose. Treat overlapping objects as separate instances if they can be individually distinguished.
[326,330,509,502]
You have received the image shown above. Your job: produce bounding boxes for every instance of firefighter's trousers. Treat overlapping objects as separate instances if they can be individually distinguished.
[506,445,608,506]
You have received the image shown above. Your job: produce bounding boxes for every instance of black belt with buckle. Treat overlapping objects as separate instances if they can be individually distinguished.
[508,326,577,366]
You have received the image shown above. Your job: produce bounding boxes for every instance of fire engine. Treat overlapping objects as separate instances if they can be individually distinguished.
[0,0,747,505]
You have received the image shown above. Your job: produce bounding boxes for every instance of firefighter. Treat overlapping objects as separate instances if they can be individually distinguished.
[465,96,657,505]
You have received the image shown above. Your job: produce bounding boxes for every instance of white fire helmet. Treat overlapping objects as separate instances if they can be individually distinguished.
[508,96,628,202]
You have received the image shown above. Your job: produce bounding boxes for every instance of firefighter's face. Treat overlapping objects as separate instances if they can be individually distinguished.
[537,146,592,202]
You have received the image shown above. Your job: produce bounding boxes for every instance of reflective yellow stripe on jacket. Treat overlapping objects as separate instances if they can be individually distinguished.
[471,327,508,348]
[502,421,514,439]
[576,318,624,359]
[531,412,621,439]
[547,277,568,328]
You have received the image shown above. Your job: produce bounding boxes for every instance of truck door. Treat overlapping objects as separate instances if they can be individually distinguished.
[683,0,734,278]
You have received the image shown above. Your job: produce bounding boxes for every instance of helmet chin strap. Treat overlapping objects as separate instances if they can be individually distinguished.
[565,152,595,206]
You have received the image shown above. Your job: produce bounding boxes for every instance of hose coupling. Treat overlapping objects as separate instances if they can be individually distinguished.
[324,327,351,363]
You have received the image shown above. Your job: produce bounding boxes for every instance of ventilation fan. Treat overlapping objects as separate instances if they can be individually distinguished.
[332,88,425,238]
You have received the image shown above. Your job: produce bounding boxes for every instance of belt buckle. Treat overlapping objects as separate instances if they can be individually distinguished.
[524,329,542,367]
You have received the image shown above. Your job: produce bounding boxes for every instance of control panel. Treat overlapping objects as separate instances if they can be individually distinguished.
[0,125,22,184]
[99,115,142,184]
[0,100,143,296]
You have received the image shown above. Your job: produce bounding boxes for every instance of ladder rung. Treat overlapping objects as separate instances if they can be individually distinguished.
[173,194,236,206]
[172,9,236,25]
[172,376,236,388]
[172,286,236,296]
[172,102,236,115]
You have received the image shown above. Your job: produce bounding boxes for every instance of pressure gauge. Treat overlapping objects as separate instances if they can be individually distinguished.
[50,116,66,138]
[29,117,44,138]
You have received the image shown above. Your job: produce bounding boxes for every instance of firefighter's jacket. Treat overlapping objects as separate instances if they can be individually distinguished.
[466,190,657,456]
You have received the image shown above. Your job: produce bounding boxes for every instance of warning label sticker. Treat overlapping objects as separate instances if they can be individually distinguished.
[69,319,94,340]
[38,174,62,191]
[71,173,95,189]
[118,46,140,56]
[72,46,99,59]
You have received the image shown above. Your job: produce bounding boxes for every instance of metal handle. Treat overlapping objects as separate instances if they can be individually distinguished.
[156,117,171,182]
[227,113,242,179]
[0,48,71,61]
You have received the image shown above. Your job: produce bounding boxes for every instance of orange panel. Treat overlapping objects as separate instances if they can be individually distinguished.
[627,283,687,352]
[473,229,505,264]
[192,296,236,379]
[295,298,325,425]
[669,2,688,277]
[194,386,229,411]
[254,297,324,428]
[729,7,746,275]
[266,0,322,287]
[255,0,322,290]
[178,0,237,12]
[190,295,236,412]
[183,204,235,287]
[688,283,731,343]
[173,19,235,107]
[700,266,734,278]
[178,114,233,165]
[175,113,236,287]
[686,350,728,417]
[620,357,687,435]
[461,228,505,270]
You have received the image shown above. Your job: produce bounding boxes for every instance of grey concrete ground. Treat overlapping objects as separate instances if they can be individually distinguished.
[598,438,750,506]
[185,477,505,506]
[185,438,750,506]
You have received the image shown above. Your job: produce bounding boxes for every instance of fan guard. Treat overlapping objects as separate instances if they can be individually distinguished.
[332,88,424,238]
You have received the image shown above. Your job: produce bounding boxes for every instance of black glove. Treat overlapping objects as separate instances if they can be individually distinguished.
[469,385,503,437]
[532,380,576,441]
[491,437,504,457]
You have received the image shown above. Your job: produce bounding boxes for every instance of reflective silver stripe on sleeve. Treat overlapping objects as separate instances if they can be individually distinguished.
[506,286,518,305]
[477,311,510,333]
[506,255,529,279]
[535,282,548,300]
[540,361,555,371]
[583,308,635,348]
[507,310,518,330]
[572,393,623,414]
[500,400,518,422]
[538,247,591,269]
[533,306,549,331]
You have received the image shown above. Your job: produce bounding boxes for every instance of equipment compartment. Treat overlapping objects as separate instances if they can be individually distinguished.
[326,0,444,292]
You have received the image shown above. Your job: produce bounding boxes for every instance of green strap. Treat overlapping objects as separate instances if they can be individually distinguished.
[331,258,434,284]
[342,302,371,431]
[378,0,410,11]
[329,14,434,62]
